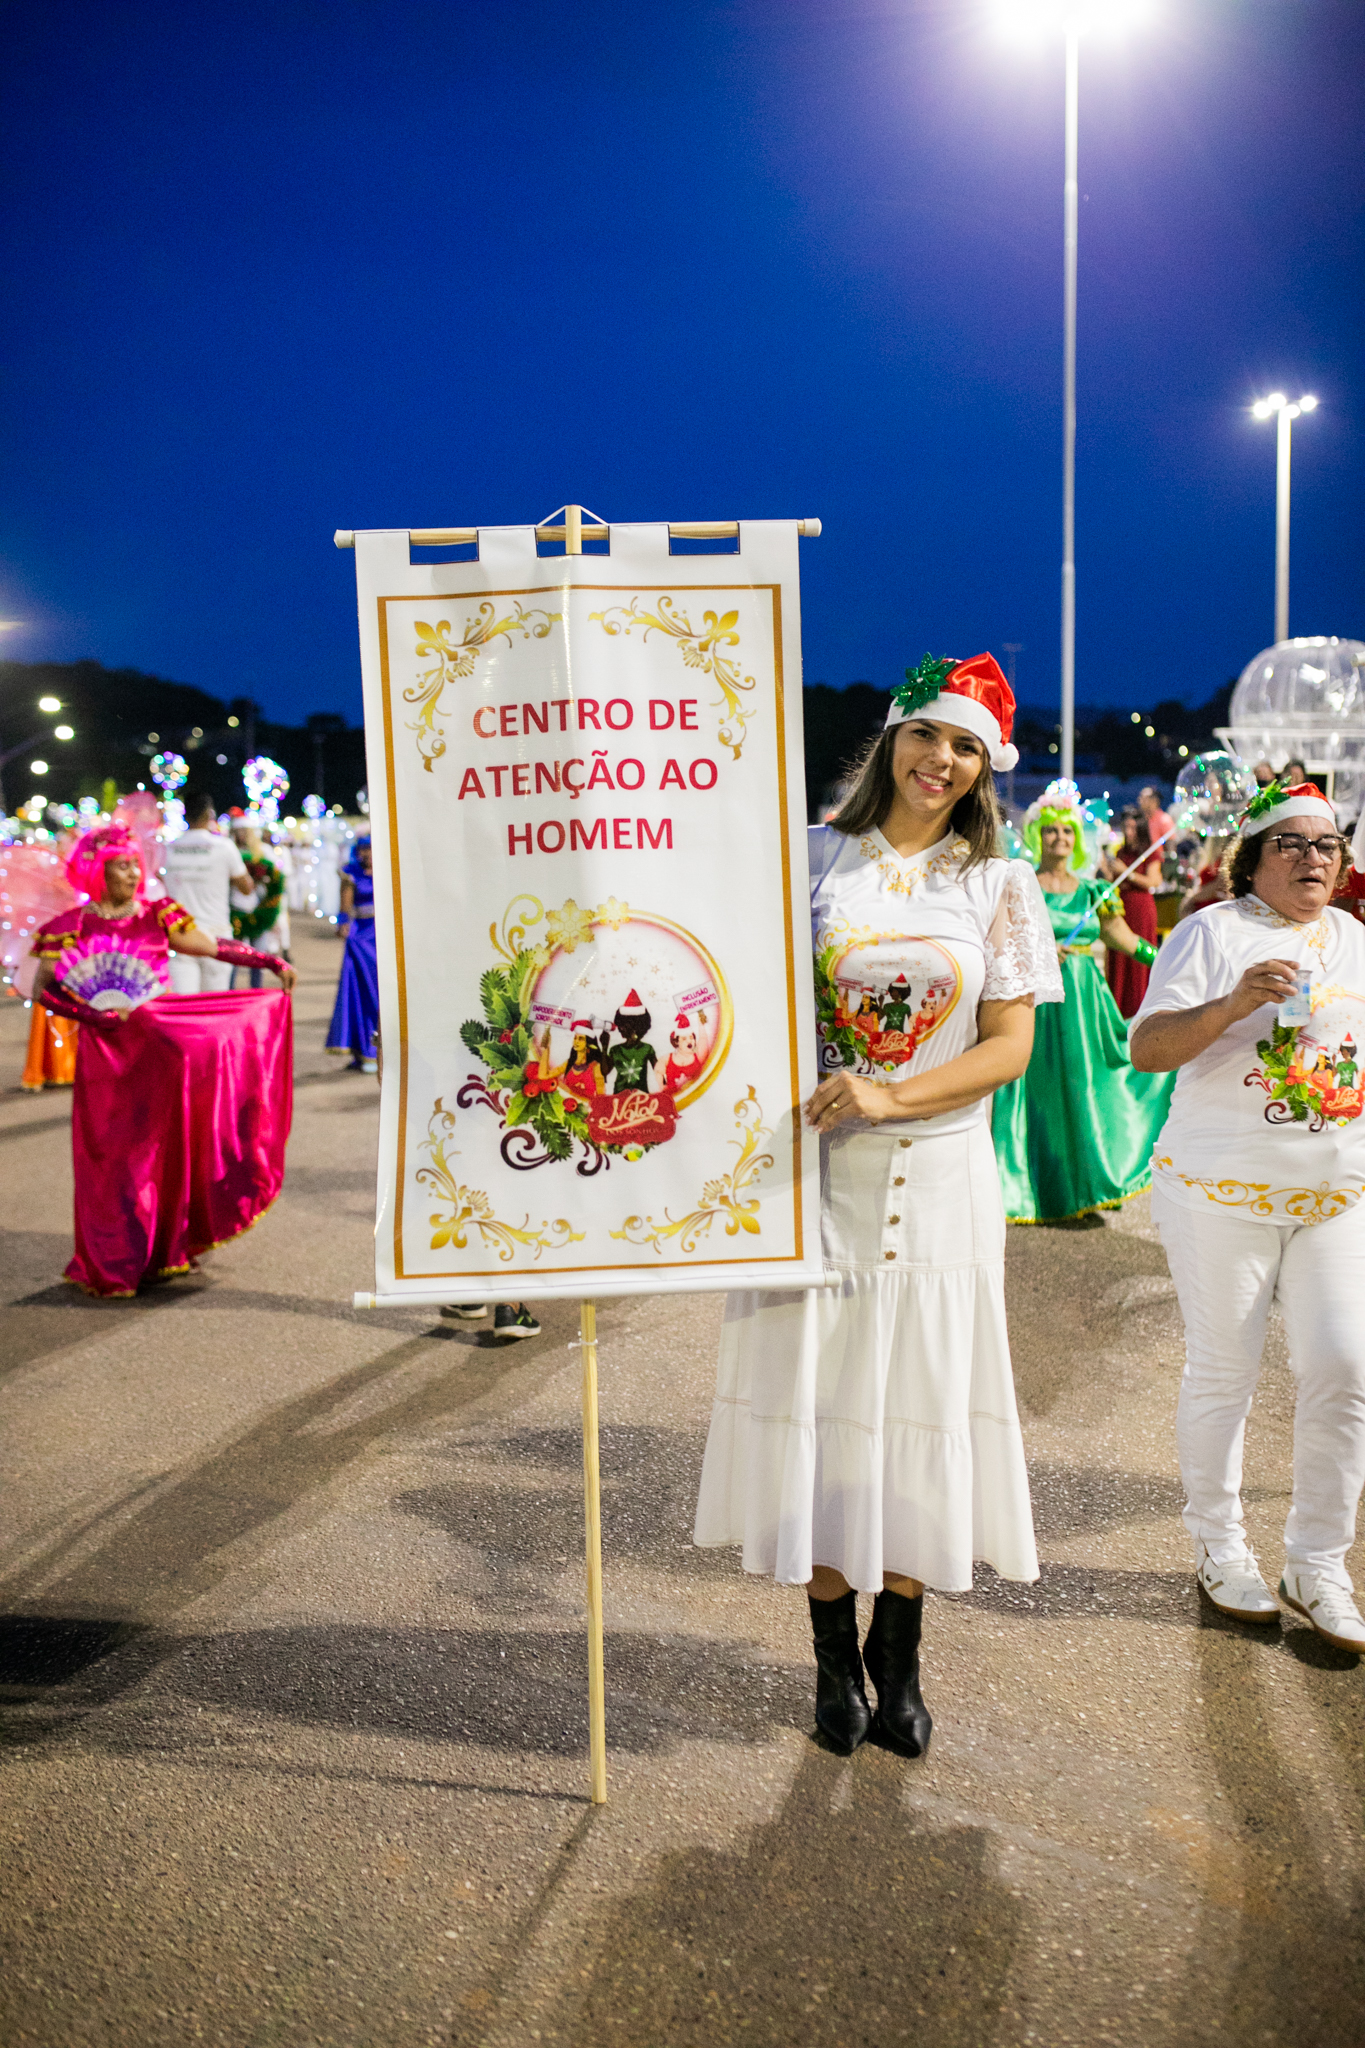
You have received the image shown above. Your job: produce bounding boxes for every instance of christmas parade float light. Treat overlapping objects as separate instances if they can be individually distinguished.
[1218,639,1365,817]
[243,755,289,824]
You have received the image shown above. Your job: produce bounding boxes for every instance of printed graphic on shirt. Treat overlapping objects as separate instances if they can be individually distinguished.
[458,896,731,1168]
[814,933,963,1075]
[1246,986,1365,1131]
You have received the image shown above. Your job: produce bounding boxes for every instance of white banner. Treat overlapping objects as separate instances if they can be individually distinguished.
[349,519,824,1302]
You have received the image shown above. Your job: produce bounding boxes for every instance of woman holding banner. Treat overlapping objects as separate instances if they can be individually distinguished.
[695,654,1062,1758]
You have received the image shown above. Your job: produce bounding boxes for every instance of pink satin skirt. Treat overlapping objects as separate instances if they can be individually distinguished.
[66,989,293,1297]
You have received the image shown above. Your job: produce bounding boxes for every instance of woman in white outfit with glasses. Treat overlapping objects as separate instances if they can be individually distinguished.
[1131,780,1365,1651]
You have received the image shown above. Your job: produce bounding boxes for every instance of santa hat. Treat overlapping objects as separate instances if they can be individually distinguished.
[674,1012,691,1029]
[617,989,647,1018]
[1238,779,1338,837]
[886,652,1019,772]
[572,1017,594,1034]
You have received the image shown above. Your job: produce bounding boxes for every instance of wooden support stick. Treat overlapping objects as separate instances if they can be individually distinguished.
[564,503,583,556]
[580,1298,608,1805]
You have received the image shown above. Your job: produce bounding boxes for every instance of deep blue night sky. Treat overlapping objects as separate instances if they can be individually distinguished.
[2,0,1361,725]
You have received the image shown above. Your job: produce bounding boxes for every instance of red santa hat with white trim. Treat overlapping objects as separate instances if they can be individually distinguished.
[886,652,1019,772]
[1238,778,1338,837]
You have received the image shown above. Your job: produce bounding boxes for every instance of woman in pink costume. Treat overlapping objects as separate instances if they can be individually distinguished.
[31,823,296,1297]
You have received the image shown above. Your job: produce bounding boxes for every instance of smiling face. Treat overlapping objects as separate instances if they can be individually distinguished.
[1251,809,1344,923]
[887,717,986,829]
[101,853,142,905]
[1039,820,1076,868]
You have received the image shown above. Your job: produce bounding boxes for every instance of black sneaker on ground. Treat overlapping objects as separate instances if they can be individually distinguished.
[493,1302,541,1340]
[440,1304,487,1321]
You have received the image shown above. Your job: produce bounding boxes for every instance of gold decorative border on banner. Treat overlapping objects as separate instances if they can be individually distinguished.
[417,1101,585,1259]
[407,603,562,770]
[587,596,757,759]
[377,581,805,1278]
[609,1087,773,1254]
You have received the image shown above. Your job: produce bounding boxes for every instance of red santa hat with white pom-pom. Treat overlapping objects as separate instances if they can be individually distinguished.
[886,652,1019,773]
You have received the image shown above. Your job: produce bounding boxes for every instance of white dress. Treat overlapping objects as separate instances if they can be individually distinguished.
[693,825,1063,1593]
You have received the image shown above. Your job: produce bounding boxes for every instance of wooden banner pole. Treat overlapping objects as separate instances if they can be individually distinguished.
[579,1298,608,1804]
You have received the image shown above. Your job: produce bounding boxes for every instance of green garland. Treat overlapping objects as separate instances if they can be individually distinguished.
[891,653,958,721]
[231,856,284,945]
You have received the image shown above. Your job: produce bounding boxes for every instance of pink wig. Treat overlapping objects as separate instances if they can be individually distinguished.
[64,823,148,904]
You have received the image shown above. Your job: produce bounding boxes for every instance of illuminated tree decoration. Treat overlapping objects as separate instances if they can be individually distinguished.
[149,751,189,794]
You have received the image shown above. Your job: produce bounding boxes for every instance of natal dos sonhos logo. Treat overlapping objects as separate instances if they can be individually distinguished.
[459,896,732,1173]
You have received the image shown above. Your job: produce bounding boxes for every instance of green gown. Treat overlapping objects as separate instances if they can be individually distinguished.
[991,877,1176,1223]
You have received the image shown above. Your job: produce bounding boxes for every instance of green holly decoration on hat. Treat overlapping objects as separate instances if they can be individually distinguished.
[892,653,958,720]
[1241,778,1287,826]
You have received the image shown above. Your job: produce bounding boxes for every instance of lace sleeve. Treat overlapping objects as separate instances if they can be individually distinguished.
[981,861,1064,1004]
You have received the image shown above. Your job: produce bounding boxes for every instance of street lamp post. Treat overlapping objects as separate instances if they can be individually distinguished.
[1060,22,1079,780]
[1252,392,1318,644]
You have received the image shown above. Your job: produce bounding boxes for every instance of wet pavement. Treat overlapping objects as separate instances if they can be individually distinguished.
[2,922,1363,2047]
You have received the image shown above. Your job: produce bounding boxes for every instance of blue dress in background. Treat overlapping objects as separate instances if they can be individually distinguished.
[326,863,379,1064]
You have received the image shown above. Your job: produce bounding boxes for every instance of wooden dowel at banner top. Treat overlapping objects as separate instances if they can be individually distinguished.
[580,1298,608,1804]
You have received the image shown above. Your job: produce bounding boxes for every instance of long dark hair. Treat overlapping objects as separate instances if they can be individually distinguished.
[829,724,1002,873]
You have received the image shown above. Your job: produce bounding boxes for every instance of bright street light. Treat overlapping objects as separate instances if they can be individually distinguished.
[30,759,49,775]
[995,5,1153,778]
[37,695,61,713]
[1252,391,1319,643]
[54,724,74,740]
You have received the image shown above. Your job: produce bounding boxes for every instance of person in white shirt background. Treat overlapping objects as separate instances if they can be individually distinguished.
[161,790,254,993]
[1131,780,1365,1653]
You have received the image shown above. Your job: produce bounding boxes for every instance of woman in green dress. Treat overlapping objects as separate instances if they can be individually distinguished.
[992,780,1176,1222]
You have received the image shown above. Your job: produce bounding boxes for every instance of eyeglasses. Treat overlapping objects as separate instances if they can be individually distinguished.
[1266,833,1344,862]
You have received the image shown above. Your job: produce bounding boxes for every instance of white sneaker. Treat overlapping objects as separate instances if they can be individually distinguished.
[1196,1545,1280,1624]
[1279,1570,1365,1652]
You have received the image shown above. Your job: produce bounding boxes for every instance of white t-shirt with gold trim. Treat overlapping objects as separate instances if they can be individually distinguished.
[809,825,1062,1142]
[1135,893,1365,1224]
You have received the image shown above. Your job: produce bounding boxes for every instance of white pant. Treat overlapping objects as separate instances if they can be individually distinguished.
[167,952,233,995]
[1154,1187,1365,1585]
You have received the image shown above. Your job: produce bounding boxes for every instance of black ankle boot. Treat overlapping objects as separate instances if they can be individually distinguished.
[807,1590,872,1754]
[863,1589,932,1758]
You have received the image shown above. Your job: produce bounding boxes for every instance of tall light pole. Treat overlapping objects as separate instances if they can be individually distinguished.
[1060,22,1079,779]
[1252,391,1318,644]
[997,3,1150,779]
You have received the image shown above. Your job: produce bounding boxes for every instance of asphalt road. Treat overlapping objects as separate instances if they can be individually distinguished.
[2,922,1363,2048]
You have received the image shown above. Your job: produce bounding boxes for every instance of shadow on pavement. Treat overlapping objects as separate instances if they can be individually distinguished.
[398,1422,726,1607]
[509,1745,1025,2048]
[0,1333,545,1620]
[1165,1623,1365,2046]
[0,1615,809,1760]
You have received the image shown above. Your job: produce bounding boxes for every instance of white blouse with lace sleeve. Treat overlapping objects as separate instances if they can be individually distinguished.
[981,860,1065,1005]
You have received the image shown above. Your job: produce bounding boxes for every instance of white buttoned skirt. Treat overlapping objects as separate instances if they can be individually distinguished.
[693,1120,1039,1593]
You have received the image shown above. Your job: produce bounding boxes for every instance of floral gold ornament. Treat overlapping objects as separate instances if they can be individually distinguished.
[417,1101,584,1258]
[1153,1157,1356,1225]
[408,605,562,771]
[610,1087,773,1253]
[588,596,757,759]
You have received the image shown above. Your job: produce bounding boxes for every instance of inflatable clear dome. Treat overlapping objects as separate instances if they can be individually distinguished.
[1218,637,1365,817]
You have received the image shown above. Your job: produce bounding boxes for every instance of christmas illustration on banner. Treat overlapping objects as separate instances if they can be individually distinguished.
[814,931,963,1076]
[1246,986,1365,1131]
[459,895,733,1173]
